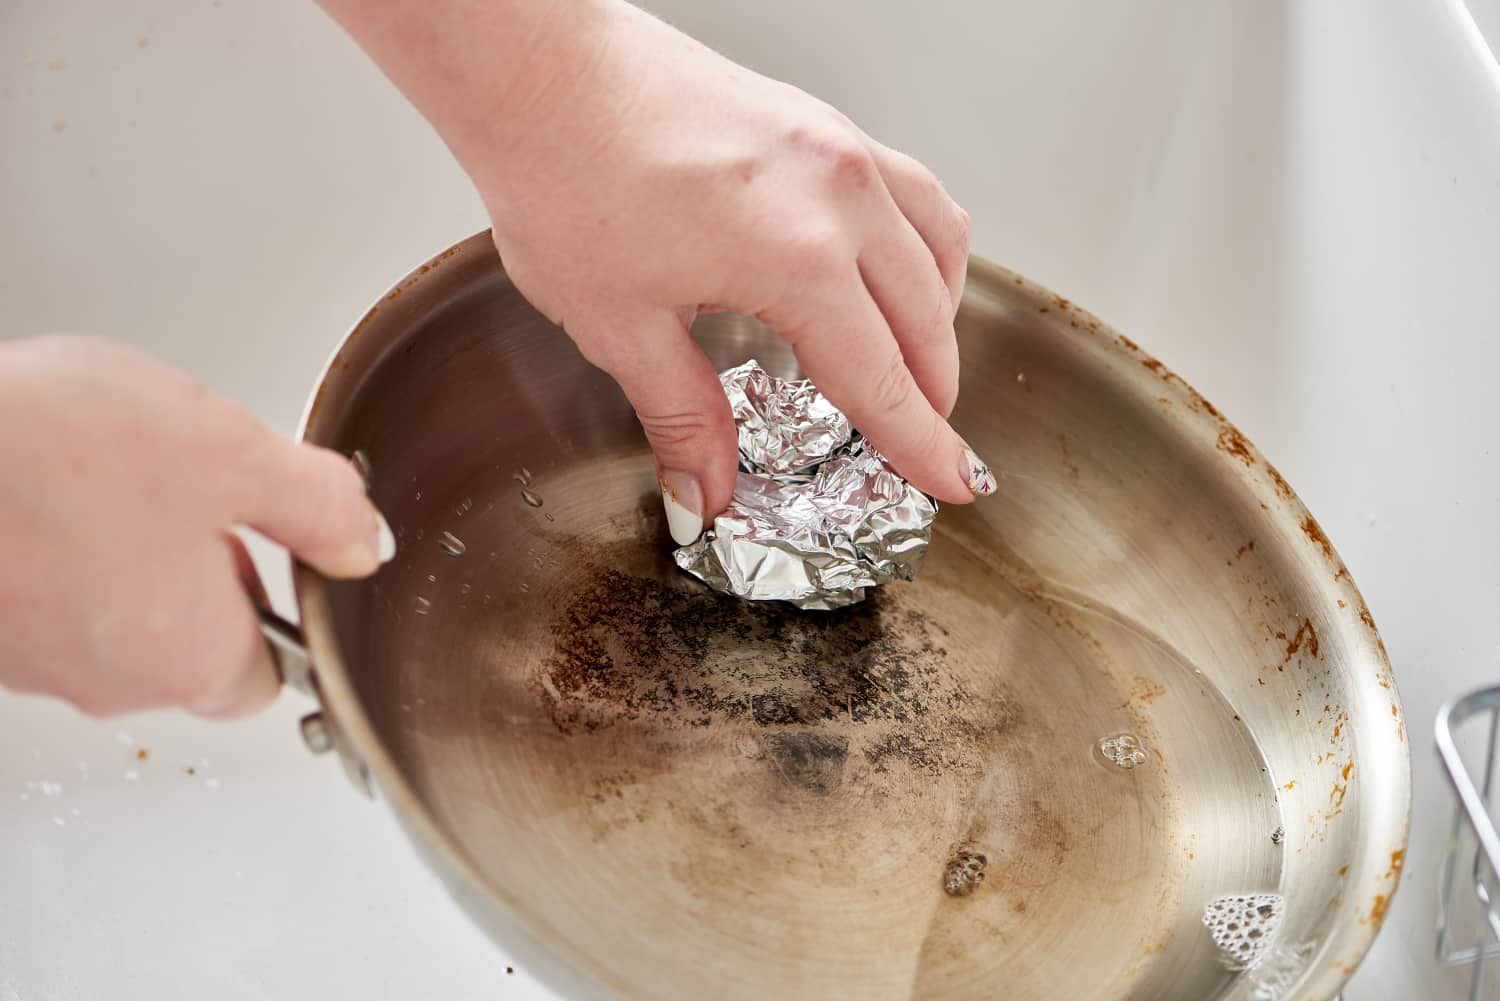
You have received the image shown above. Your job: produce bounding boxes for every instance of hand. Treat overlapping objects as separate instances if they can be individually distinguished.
[0,336,394,718]
[316,0,992,546]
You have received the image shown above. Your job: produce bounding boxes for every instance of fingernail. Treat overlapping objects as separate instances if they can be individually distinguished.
[659,469,704,545]
[375,511,396,563]
[961,447,997,497]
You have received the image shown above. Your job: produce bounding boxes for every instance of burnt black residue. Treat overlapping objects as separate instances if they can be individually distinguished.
[539,566,978,776]
[764,733,850,795]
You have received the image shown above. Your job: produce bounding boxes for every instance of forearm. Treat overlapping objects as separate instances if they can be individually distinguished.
[313,0,621,192]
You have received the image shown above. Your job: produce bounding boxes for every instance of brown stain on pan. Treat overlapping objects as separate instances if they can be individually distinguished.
[1272,618,1321,672]
[1301,516,1336,560]
[1327,761,1354,819]
[1267,465,1295,501]
[1217,428,1254,466]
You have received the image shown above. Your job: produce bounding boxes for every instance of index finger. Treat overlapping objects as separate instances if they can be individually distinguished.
[775,277,994,505]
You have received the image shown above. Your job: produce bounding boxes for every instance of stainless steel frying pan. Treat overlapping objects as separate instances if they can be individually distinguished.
[264,231,1408,1001]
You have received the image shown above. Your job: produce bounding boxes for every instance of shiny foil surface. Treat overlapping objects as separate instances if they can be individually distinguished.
[674,361,936,609]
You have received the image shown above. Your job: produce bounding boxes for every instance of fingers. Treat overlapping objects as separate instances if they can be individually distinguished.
[866,141,971,315]
[568,309,740,544]
[185,534,280,720]
[769,278,991,505]
[238,437,395,579]
[857,206,961,417]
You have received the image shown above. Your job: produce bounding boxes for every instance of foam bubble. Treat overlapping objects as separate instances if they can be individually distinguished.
[1097,733,1147,769]
[1202,893,1284,971]
[943,849,988,897]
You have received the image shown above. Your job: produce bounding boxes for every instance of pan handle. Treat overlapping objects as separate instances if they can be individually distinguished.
[259,606,314,695]
[257,604,374,797]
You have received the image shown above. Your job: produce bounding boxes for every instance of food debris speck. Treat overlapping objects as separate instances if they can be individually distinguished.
[136,748,148,761]
[1271,826,1285,845]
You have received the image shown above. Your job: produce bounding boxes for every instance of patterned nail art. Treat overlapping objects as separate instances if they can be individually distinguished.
[963,448,997,496]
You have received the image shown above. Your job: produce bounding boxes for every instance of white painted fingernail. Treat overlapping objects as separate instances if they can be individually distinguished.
[659,470,704,546]
[375,511,396,562]
[961,447,997,497]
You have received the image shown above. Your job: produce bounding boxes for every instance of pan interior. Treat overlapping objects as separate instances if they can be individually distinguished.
[320,270,1359,1001]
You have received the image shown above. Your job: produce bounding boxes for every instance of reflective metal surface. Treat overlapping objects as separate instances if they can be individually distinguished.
[292,233,1409,1001]
[674,360,936,610]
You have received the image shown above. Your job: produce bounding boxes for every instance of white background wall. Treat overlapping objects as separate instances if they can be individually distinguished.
[4,1,1500,998]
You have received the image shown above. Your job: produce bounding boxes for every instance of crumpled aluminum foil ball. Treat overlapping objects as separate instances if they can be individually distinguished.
[673,360,937,610]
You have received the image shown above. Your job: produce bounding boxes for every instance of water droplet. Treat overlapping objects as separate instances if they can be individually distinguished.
[456,496,473,516]
[514,468,533,486]
[204,778,220,790]
[415,528,425,541]
[415,490,422,500]
[415,597,431,615]
[544,512,556,522]
[1270,825,1285,845]
[521,488,544,508]
[123,770,139,782]
[943,848,987,897]
[1096,733,1147,769]
[438,531,466,557]
[520,582,530,593]
[426,573,437,583]
[460,583,471,595]
[52,816,65,827]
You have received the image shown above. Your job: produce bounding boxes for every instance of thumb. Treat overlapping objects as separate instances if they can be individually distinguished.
[571,309,739,545]
[238,434,395,579]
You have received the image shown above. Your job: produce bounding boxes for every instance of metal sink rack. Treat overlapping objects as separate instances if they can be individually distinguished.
[1437,686,1500,1000]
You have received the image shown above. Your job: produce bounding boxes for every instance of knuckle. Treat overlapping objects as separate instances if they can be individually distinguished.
[952,206,972,255]
[792,125,878,188]
[825,143,878,188]
[870,350,919,414]
[637,409,721,451]
[911,164,945,201]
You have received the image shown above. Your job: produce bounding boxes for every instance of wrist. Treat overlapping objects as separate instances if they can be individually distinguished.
[317,0,629,199]
[446,0,633,202]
